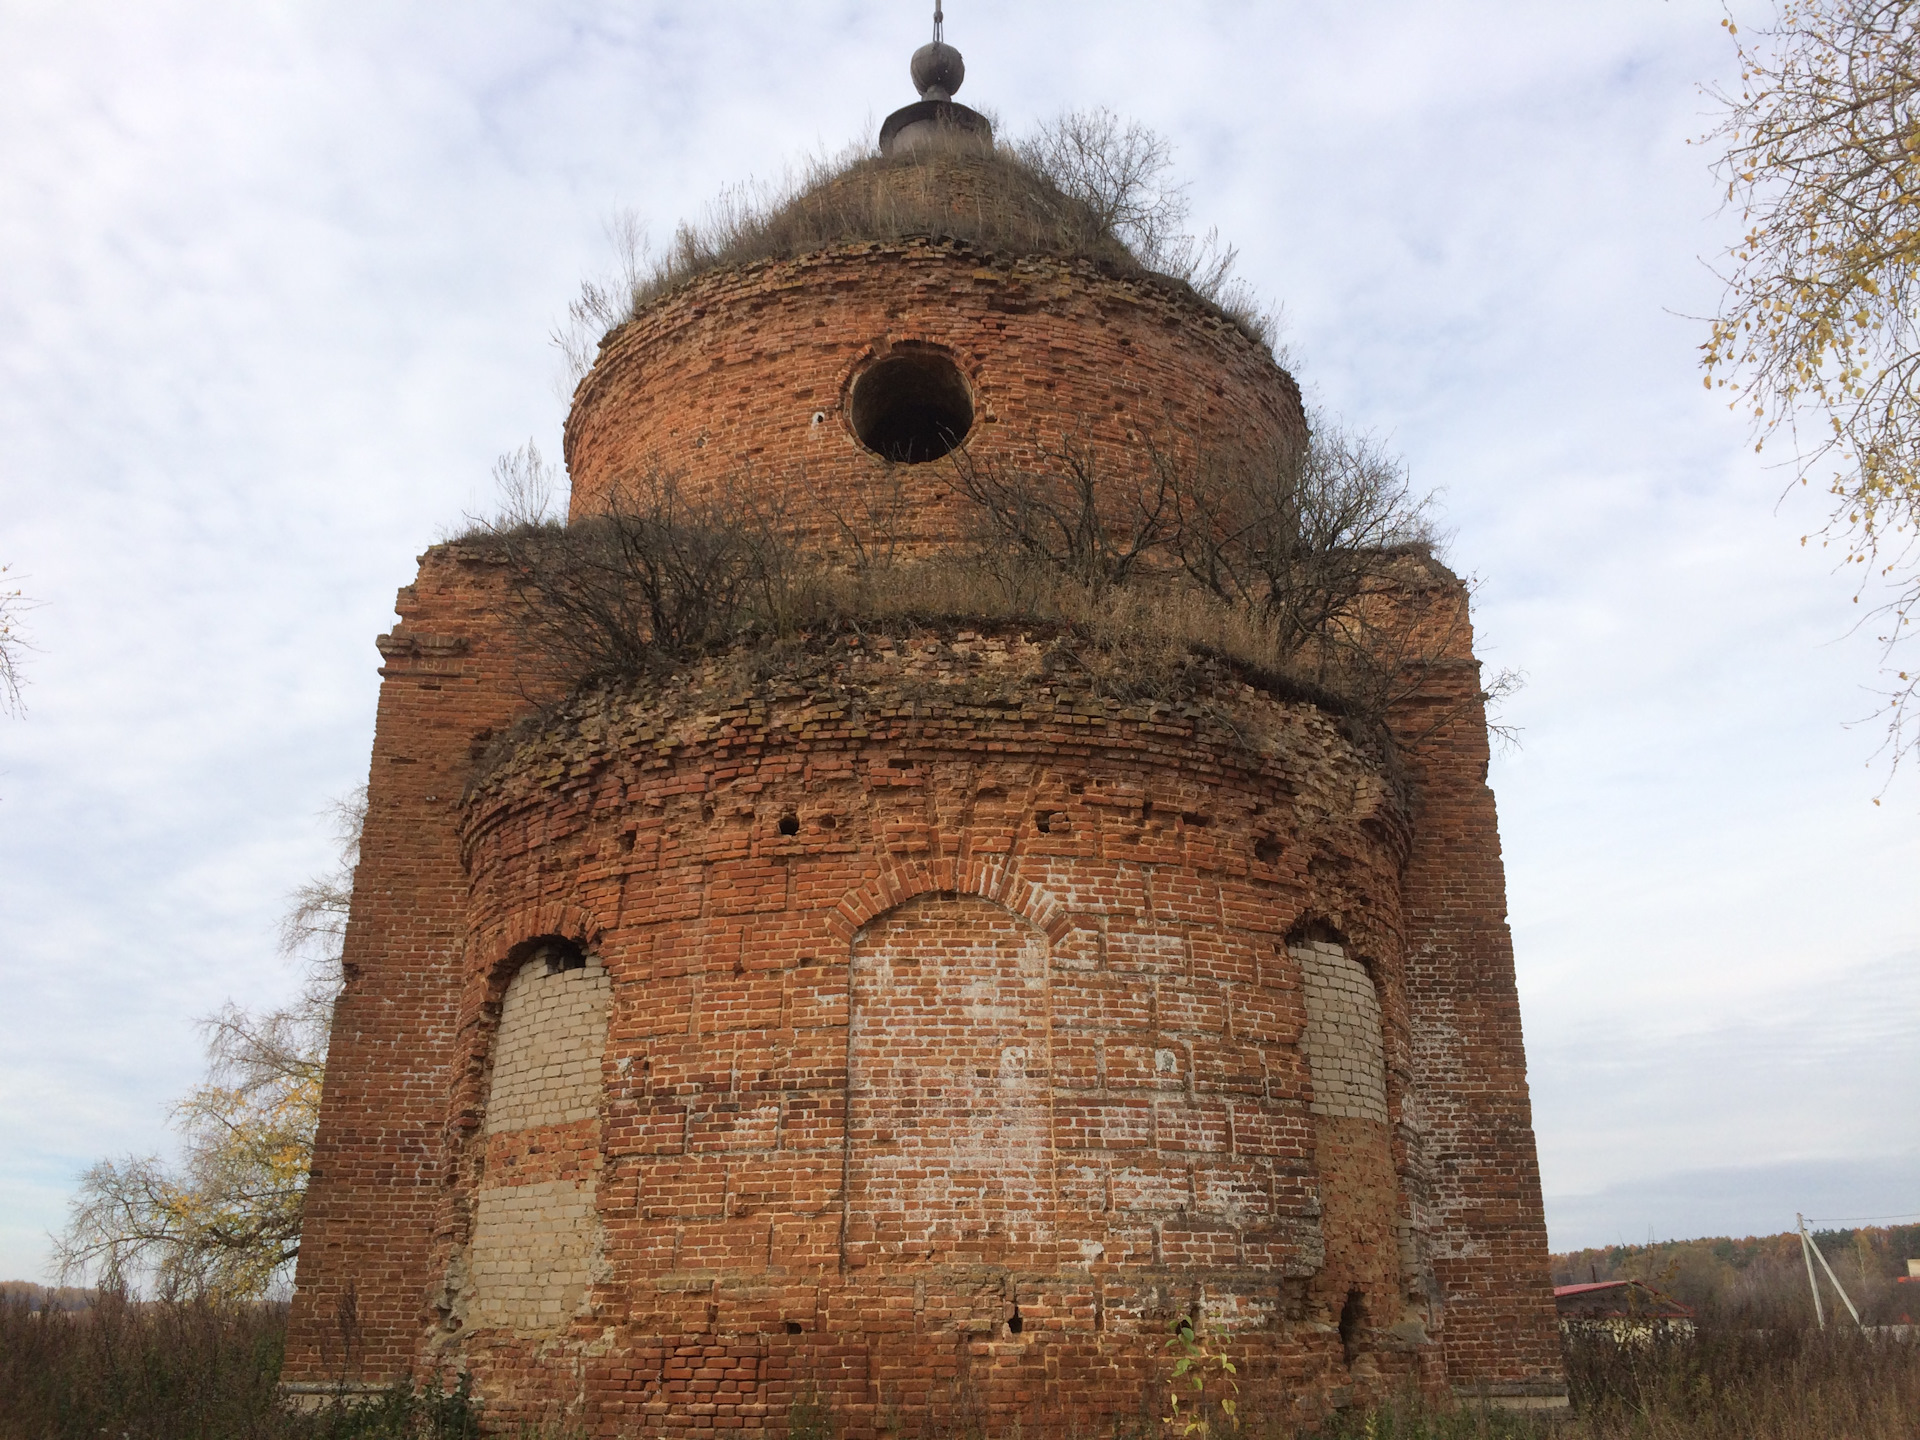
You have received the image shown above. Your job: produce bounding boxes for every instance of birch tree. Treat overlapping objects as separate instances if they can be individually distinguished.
[1704,0,1920,778]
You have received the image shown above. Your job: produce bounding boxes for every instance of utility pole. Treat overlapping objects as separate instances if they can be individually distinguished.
[1798,1213,1864,1330]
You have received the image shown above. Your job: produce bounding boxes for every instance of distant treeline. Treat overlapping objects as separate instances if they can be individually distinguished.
[0,1281,98,1313]
[1553,1224,1920,1326]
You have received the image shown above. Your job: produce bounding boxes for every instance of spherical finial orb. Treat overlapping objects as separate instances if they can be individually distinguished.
[911,41,964,101]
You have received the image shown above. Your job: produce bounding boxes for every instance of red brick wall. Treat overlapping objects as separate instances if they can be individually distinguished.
[408,635,1439,1433]
[286,235,1566,1425]
[1391,636,1566,1399]
[285,549,539,1385]
[562,240,1304,544]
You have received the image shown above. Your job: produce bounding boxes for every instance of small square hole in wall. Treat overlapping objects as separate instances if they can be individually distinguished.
[778,813,800,836]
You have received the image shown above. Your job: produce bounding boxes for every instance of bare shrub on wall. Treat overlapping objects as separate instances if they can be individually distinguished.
[1015,107,1267,335]
[459,422,1493,747]
[1162,425,1455,717]
[946,432,1179,592]
[1015,108,1186,263]
[488,440,564,531]
[477,471,800,687]
[942,419,1470,726]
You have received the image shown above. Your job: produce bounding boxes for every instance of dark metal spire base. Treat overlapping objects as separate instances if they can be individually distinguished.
[879,100,993,157]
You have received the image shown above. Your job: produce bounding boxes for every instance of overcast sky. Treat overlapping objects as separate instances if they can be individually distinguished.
[2,0,1916,1282]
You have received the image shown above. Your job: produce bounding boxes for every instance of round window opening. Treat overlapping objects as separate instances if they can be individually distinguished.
[850,350,974,463]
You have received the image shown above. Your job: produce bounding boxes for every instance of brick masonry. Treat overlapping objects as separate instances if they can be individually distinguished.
[563,236,1303,549]
[465,956,611,1337]
[284,227,1565,1430]
[1296,942,1389,1126]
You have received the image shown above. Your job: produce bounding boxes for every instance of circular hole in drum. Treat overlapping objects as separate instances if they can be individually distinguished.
[850,349,974,463]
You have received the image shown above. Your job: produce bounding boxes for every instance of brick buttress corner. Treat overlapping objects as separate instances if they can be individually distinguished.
[283,545,534,1389]
[1390,611,1566,1408]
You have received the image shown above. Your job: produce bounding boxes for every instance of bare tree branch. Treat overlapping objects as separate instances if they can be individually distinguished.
[58,793,363,1298]
[0,564,37,717]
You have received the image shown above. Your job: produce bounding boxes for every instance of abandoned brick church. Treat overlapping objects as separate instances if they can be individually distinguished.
[283,16,1568,1432]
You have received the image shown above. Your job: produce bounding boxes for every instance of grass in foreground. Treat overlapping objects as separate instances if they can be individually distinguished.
[3,1294,1916,1439]
[0,1292,474,1440]
[1309,1325,1920,1440]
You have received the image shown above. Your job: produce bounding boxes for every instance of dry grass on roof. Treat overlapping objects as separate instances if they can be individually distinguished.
[448,423,1499,775]
[559,122,1277,380]
[638,141,1136,302]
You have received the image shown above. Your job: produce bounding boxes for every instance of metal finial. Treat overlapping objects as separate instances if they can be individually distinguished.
[882,0,991,153]
[910,6,964,102]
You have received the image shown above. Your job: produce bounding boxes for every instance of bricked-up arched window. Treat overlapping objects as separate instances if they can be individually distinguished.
[1292,937,1387,1125]
[1291,933,1396,1370]
[465,940,610,1337]
[533,936,587,974]
[850,348,974,463]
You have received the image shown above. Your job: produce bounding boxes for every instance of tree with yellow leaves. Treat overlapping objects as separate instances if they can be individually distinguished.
[1704,0,1920,777]
[56,791,362,1298]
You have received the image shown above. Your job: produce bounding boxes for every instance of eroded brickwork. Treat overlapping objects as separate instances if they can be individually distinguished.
[285,549,538,1391]
[421,636,1434,1434]
[286,195,1565,1427]
[1392,662,1565,1400]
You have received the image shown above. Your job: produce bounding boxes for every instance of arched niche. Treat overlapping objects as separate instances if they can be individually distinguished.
[1289,932,1401,1368]
[844,892,1054,1270]
[466,938,610,1336]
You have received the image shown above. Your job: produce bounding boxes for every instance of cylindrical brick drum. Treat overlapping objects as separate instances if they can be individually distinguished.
[563,240,1304,547]
[429,637,1436,1433]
